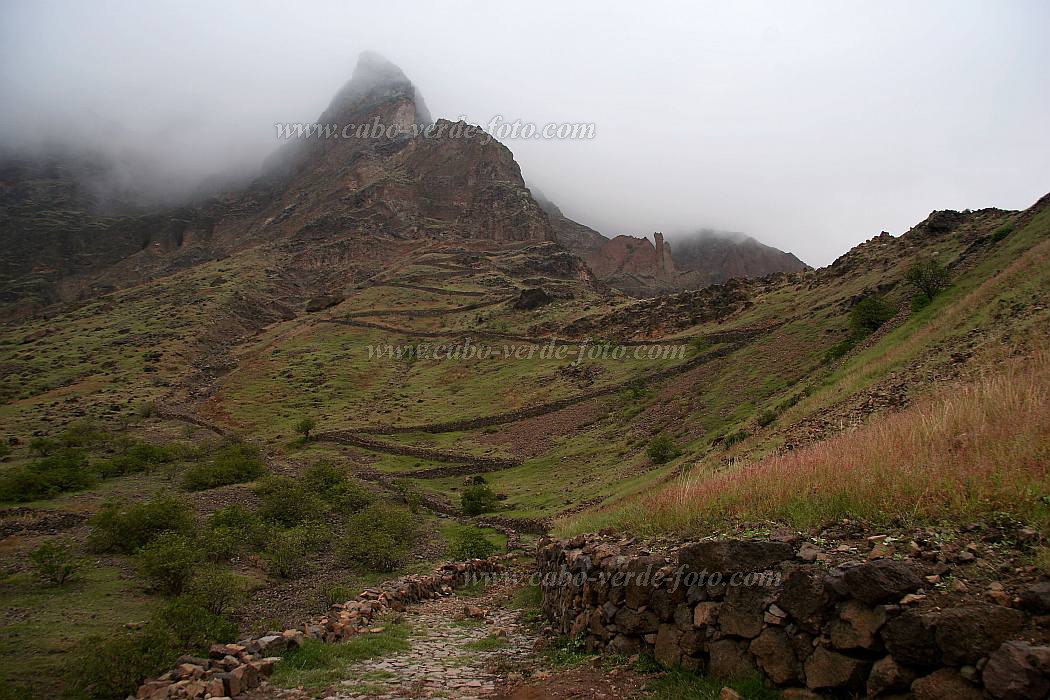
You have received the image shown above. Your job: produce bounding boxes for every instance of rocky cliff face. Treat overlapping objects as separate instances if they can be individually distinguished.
[539,194,806,297]
[0,53,557,317]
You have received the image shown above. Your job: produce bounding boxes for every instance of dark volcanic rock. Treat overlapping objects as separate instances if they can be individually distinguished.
[513,287,552,310]
[841,559,923,604]
[983,640,1050,700]
[304,295,344,312]
[678,540,794,575]
[932,605,1025,665]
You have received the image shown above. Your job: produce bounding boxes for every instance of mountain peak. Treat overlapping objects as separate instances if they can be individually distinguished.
[321,51,432,127]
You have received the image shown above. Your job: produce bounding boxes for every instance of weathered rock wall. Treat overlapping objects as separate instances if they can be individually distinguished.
[538,535,1050,698]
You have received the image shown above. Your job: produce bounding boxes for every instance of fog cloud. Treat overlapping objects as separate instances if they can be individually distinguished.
[2,0,1048,264]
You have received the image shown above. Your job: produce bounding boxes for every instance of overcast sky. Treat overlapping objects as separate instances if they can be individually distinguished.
[2,0,1048,266]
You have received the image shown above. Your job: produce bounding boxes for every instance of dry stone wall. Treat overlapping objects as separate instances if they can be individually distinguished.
[133,557,509,700]
[538,535,1050,698]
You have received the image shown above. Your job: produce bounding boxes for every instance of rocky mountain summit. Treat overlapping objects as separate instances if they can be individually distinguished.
[535,195,807,296]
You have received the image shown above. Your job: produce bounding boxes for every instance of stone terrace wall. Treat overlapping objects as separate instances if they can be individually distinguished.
[134,556,509,700]
[538,536,1050,698]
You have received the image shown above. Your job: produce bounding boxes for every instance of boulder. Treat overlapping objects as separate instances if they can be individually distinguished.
[304,295,344,312]
[880,609,940,667]
[693,601,721,627]
[932,605,1025,665]
[911,668,983,700]
[982,640,1050,700]
[829,600,886,650]
[1019,581,1050,614]
[679,540,794,575]
[804,647,869,691]
[749,627,802,685]
[866,656,916,697]
[654,624,683,667]
[778,567,833,633]
[841,560,923,605]
[513,287,552,310]
[708,639,757,679]
[719,582,772,639]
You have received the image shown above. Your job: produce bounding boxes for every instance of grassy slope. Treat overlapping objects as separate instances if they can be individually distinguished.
[559,206,1050,535]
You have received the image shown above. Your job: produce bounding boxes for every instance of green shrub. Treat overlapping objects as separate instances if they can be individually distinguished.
[446,526,499,560]
[255,475,324,526]
[182,442,266,491]
[295,417,317,441]
[28,539,80,585]
[756,409,778,428]
[203,504,267,561]
[264,528,309,579]
[59,419,108,448]
[621,378,650,402]
[302,461,344,492]
[849,295,895,334]
[723,430,750,447]
[990,223,1014,243]
[339,503,417,572]
[135,532,200,595]
[88,492,196,553]
[646,434,682,464]
[329,480,376,514]
[97,441,180,478]
[28,436,57,456]
[911,291,932,311]
[0,449,96,502]
[0,442,10,459]
[906,258,950,299]
[461,484,499,516]
[67,599,237,699]
[185,569,246,616]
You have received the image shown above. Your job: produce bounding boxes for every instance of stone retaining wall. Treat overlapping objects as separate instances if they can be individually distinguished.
[537,535,1050,698]
[134,556,510,700]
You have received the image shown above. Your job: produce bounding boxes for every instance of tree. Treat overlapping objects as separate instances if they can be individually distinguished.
[906,259,950,301]
[849,296,895,335]
[646,434,682,464]
[294,417,317,441]
[29,539,80,585]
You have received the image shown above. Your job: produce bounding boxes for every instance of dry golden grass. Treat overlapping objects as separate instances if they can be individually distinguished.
[567,346,1050,535]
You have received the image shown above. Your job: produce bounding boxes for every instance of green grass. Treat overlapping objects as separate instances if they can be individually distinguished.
[464,634,511,651]
[0,564,156,698]
[646,670,779,700]
[268,622,412,693]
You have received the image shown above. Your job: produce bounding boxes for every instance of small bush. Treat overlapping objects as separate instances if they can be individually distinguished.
[339,503,417,572]
[446,526,499,560]
[756,409,778,428]
[203,504,267,561]
[28,437,57,456]
[255,475,324,526]
[264,528,309,579]
[849,295,895,334]
[28,539,80,585]
[59,419,108,448]
[88,492,196,553]
[646,434,682,464]
[906,258,950,300]
[295,417,317,441]
[0,450,97,503]
[185,569,246,616]
[0,442,10,459]
[97,441,180,478]
[135,532,200,595]
[68,598,237,699]
[723,430,750,448]
[911,291,932,311]
[990,223,1014,243]
[182,442,266,491]
[621,378,650,402]
[461,484,499,516]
